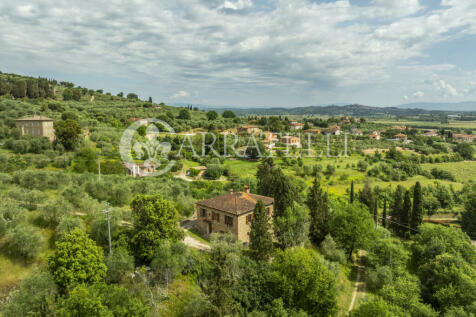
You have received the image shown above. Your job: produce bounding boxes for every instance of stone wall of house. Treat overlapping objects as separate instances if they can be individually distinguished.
[16,120,55,141]
[196,206,238,237]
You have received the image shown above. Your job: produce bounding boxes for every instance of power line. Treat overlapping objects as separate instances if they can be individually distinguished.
[377,215,420,233]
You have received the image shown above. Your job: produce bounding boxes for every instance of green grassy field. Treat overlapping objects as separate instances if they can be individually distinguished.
[373,119,476,130]
[421,161,476,183]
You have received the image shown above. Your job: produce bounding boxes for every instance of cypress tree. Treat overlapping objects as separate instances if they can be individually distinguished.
[249,200,273,261]
[373,197,378,225]
[402,190,412,237]
[26,79,39,98]
[0,78,11,95]
[382,197,387,228]
[256,158,275,197]
[350,180,354,204]
[410,182,423,231]
[11,80,27,98]
[306,178,330,246]
[391,186,404,235]
[358,179,373,209]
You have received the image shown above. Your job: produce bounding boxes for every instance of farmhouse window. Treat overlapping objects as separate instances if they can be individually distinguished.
[225,216,233,227]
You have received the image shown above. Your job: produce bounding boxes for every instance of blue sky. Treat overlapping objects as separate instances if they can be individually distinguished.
[1,0,475,107]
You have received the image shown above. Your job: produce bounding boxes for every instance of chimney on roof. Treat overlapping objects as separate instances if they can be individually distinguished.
[244,185,250,194]
[229,188,233,195]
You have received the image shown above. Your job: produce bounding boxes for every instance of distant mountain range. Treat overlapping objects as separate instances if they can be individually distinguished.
[171,102,476,116]
[395,102,476,112]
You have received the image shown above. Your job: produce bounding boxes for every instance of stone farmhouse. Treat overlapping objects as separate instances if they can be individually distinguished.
[195,186,274,244]
[16,115,55,141]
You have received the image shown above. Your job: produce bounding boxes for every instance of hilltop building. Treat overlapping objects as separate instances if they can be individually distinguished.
[16,115,55,141]
[195,186,274,244]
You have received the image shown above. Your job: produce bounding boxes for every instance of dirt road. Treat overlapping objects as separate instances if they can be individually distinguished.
[348,250,366,313]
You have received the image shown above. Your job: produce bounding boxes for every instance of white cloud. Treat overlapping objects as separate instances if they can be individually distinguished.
[434,79,459,97]
[370,0,422,17]
[171,90,190,99]
[0,0,475,106]
[413,90,425,98]
[218,0,253,11]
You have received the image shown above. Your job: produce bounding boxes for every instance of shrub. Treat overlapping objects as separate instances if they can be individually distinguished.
[38,198,74,228]
[319,235,346,264]
[1,272,57,317]
[4,224,45,260]
[54,216,85,241]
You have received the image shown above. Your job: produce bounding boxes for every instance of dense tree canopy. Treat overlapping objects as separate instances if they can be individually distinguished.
[130,194,184,263]
[270,247,338,316]
[48,228,107,289]
[54,119,82,150]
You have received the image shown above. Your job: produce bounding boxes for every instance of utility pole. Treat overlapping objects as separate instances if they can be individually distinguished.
[104,202,112,255]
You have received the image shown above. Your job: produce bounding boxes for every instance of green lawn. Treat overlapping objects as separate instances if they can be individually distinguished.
[421,161,476,183]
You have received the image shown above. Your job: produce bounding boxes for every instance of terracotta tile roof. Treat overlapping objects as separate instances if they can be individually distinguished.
[16,115,53,121]
[197,191,274,215]
[303,129,321,134]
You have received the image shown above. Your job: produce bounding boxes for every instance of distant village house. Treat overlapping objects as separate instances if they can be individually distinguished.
[350,127,363,136]
[238,125,261,135]
[423,131,438,137]
[289,122,304,131]
[124,162,156,177]
[302,129,321,134]
[321,125,341,135]
[393,133,408,141]
[281,135,301,147]
[369,131,381,140]
[453,134,476,143]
